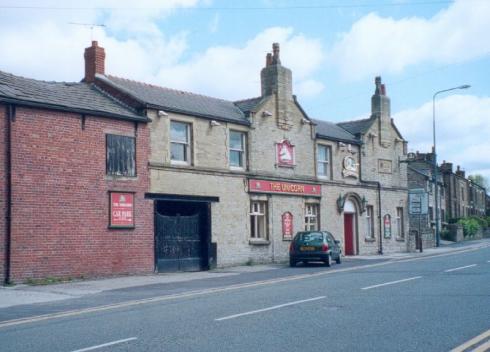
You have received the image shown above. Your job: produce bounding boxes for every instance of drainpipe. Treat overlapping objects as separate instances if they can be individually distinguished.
[359,149,383,255]
[4,105,14,284]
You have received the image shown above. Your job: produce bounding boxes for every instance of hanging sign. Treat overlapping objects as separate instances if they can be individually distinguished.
[282,212,294,240]
[110,192,135,228]
[383,214,392,238]
[276,140,295,167]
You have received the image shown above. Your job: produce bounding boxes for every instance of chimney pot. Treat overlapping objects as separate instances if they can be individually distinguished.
[271,43,281,65]
[266,53,272,67]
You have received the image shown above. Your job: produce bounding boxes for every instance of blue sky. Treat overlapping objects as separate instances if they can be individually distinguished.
[1,0,489,181]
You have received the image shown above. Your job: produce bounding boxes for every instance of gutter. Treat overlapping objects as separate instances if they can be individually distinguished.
[359,151,383,255]
[4,104,14,284]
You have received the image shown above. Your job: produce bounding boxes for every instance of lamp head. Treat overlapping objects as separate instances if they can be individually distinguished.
[458,84,471,89]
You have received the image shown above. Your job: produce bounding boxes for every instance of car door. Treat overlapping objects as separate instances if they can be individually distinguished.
[326,232,339,257]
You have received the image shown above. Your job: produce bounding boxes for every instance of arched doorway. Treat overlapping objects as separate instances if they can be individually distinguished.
[343,199,358,255]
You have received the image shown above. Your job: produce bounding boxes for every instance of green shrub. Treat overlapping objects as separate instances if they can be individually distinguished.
[458,218,481,237]
[485,216,490,227]
[440,228,451,241]
[469,216,488,228]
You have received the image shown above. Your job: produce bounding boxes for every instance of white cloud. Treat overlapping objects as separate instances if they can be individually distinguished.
[296,79,325,98]
[0,3,324,101]
[153,27,325,100]
[394,94,490,180]
[329,0,490,80]
[0,0,198,81]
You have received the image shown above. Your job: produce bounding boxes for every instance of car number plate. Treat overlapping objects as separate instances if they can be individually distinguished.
[300,246,315,251]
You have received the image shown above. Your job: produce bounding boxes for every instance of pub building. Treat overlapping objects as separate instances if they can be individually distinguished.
[89,42,408,271]
[1,41,410,282]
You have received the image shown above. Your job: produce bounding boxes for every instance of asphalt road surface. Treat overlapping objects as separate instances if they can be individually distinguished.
[0,246,489,352]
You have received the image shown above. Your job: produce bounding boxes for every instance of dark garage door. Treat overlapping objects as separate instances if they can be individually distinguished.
[155,201,209,272]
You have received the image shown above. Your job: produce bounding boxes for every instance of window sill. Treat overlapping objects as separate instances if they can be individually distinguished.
[171,160,190,166]
[108,225,135,230]
[395,237,405,242]
[249,238,270,246]
[317,175,331,181]
[105,175,137,181]
[364,237,376,242]
[230,166,245,172]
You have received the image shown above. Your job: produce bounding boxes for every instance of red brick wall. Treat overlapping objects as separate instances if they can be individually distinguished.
[0,106,6,282]
[8,105,154,282]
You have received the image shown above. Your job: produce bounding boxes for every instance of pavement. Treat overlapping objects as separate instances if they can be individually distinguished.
[0,238,488,310]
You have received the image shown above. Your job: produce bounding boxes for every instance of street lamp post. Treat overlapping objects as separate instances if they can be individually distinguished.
[432,84,470,247]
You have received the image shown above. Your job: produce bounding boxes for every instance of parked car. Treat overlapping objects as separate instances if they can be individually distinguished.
[289,231,342,267]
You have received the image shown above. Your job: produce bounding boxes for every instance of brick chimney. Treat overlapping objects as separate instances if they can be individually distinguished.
[84,41,105,83]
[455,165,466,178]
[371,76,391,120]
[260,43,292,98]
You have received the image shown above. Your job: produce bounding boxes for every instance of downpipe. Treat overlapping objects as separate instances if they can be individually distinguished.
[4,105,14,284]
[359,151,383,255]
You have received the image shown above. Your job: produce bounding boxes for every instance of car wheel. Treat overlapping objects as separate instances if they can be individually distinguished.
[289,258,296,267]
[335,254,341,264]
[324,254,331,267]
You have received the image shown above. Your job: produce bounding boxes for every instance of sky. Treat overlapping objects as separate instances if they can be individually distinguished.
[1,0,489,182]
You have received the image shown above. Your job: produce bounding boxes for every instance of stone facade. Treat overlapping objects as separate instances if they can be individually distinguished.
[144,44,409,267]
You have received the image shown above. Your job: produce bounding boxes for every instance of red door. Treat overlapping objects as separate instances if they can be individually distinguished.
[344,214,354,255]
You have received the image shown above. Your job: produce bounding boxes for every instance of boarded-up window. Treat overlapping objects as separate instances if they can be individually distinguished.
[106,134,136,177]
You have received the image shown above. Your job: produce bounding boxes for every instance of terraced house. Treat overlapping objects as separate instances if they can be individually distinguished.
[1,41,411,281]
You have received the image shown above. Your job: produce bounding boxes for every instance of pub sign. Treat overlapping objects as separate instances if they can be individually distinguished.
[109,192,135,228]
[276,140,295,167]
[383,214,392,238]
[282,212,293,240]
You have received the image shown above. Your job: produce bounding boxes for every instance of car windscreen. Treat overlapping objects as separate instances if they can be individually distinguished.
[295,232,324,245]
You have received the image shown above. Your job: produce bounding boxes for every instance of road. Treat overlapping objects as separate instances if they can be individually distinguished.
[0,245,489,352]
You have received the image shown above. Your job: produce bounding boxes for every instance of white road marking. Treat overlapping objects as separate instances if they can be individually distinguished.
[473,340,490,352]
[450,329,490,352]
[444,264,477,273]
[1,244,488,329]
[361,276,422,290]
[215,296,325,321]
[70,337,137,352]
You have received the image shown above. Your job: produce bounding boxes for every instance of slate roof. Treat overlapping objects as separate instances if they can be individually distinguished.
[234,96,266,114]
[0,70,146,122]
[98,75,249,125]
[312,119,360,144]
[336,116,375,136]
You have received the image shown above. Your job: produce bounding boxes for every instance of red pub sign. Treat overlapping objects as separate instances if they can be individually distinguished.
[110,192,134,228]
[276,140,295,167]
[282,212,293,240]
[249,179,321,196]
